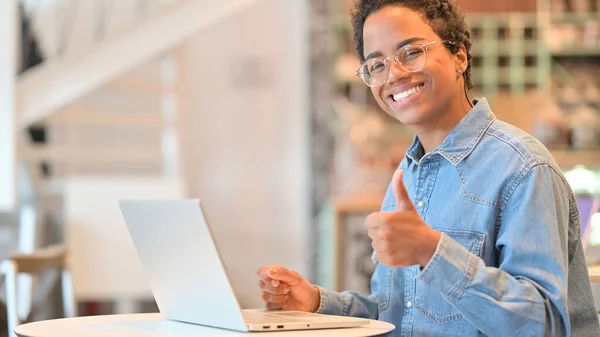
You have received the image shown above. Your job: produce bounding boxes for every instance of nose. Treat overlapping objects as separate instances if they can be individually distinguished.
[386,59,411,85]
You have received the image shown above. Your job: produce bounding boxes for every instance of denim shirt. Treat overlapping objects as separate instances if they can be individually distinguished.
[316,98,600,336]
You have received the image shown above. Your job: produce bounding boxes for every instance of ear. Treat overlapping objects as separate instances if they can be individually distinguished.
[454,44,468,73]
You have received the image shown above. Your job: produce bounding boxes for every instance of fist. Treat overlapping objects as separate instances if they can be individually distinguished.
[256,265,320,312]
[366,170,441,267]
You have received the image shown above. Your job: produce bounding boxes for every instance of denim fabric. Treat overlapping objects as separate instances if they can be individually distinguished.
[316,98,600,336]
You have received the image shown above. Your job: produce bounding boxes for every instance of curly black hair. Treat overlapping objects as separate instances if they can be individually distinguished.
[351,0,474,89]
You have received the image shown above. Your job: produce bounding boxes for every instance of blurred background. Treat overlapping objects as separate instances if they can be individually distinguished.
[3,0,600,333]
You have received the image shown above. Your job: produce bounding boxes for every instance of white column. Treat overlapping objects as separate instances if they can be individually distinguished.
[160,56,178,178]
[160,53,185,181]
[0,0,18,212]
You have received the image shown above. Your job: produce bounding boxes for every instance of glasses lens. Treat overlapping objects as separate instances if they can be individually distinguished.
[358,59,388,86]
[397,45,426,72]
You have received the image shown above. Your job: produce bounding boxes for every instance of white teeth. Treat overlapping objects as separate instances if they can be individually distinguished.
[393,85,423,102]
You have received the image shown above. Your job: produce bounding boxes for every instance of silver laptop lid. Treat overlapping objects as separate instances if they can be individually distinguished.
[119,199,247,332]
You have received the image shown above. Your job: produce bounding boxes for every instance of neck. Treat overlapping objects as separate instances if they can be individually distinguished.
[414,93,472,153]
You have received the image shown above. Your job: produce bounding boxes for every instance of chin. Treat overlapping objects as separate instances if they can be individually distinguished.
[387,103,431,126]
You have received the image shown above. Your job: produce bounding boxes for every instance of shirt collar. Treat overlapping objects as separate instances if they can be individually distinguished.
[405,98,496,165]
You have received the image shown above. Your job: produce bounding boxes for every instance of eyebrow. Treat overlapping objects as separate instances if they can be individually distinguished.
[364,37,426,60]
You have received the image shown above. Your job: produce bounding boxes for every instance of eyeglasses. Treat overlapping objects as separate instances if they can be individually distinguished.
[354,40,456,87]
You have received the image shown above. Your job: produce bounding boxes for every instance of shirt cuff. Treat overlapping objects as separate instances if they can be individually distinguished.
[314,285,344,315]
[416,232,478,302]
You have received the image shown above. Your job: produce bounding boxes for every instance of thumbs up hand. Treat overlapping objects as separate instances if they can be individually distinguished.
[366,170,442,268]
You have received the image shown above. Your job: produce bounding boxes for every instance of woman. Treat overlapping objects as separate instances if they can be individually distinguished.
[257,1,600,335]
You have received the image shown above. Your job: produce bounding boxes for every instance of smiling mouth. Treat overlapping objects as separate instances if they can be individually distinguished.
[391,83,425,102]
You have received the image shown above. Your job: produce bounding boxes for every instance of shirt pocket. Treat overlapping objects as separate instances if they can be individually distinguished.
[414,229,486,324]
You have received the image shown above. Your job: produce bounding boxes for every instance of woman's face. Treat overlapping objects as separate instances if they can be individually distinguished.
[362,5,465,126]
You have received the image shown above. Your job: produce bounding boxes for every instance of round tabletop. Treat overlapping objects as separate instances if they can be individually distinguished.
[15,313,395,337]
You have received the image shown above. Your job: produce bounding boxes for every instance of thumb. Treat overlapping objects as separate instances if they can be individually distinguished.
[392,170,414,211]
[267,268,303,287]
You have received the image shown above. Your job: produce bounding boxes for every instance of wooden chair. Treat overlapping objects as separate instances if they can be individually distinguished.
[0,244,76,337]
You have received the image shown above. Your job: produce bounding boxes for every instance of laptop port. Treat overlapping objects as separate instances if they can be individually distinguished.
[262,325,271,329]
[277,325,284,329]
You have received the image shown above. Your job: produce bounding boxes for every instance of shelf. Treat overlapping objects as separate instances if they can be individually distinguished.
[551,150,600,169]
[471,67,540,85]
[551,48,600,56]
[551,13,600,25]
[588,265,600,283]
[333,192,384,213]
[471,42,540,56]
[466,13,539,26]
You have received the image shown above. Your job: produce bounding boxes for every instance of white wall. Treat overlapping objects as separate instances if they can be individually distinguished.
[184,0,309,308]
[64,176,184,302]
[0,0,17,212]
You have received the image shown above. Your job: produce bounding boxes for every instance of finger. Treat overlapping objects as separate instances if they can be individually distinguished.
[365,212,386,229]
[366,212,396,231]
[266,268,303,286]
[367,226,388,241]
[366,227,379,240]
[266,302,284,310]
[256,265,282,287]
[257,265,279,280]
[371,240,388,254]
[392,170,415,211]
[262,292,288,304]
[259,280,290,295]
[373,252,392,266]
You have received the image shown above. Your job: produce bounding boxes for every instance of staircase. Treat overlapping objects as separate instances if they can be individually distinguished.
[17,0,264,186]
[5,0,267,320]
[22,56,175,182]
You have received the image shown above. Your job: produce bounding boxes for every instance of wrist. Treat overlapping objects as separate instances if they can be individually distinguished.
[310,285,321,312]
[419,230,441,268]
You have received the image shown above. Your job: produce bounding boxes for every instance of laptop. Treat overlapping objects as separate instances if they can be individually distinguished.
[118,199,370,332]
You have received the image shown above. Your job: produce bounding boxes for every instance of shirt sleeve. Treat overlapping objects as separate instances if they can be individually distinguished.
[416,163,593,336]
[314,278,379,319]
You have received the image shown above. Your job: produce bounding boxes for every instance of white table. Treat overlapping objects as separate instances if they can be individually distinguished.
[15,313,395,337]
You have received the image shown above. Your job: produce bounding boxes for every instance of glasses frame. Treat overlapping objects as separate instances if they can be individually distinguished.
[354,40,456,87]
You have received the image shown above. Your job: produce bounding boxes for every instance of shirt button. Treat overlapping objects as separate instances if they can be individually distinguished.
[417,201,425,208]
[407,301,413,308]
